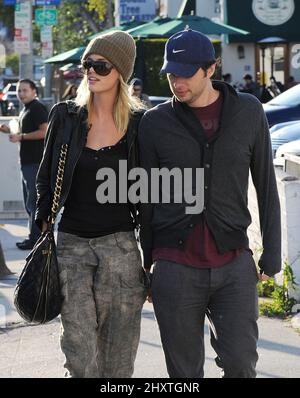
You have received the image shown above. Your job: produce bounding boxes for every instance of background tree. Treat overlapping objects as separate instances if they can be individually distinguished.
[52,0,112,54]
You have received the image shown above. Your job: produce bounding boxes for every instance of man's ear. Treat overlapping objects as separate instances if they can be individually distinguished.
[207,63,217,79]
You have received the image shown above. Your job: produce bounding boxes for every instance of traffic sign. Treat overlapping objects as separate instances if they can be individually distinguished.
[5,1,61,4]
[35,8,58,26]
[35,0,61,5]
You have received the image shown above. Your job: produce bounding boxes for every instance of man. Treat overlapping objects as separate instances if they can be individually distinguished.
[241,73,261,99]
[0,79,48,250]
[138,29,281,378]
[129,78,152,108]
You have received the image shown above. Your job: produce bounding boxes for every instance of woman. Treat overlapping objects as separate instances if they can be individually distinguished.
[35,31,147,378]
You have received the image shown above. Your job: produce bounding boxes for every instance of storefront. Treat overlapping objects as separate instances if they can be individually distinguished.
[224,0,300,88]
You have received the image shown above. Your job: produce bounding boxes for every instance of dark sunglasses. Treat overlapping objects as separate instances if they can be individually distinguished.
[82,59,114,76]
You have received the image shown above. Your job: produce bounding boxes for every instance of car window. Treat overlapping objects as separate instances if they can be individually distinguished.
[268,84,300,107]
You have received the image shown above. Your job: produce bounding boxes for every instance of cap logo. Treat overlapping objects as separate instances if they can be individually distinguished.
[172,49,185,54]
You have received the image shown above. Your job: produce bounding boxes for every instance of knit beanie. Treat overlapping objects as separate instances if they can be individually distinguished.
[82,30,136,82]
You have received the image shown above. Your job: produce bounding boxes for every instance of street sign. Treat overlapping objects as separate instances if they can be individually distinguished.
[40,25,53,59]
[14,1,32,55]
[14,28,31,54]
[116,0,156,24]
[40,25,52,42]
[5,1,61,4]
[35,8,58,26]
[35,0,61,5]
[15,2,31,29]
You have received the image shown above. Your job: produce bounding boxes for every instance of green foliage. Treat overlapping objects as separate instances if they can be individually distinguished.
[0,3,14,36]
[259,262,298,318]
[4,53,19,75]
[52,0,101,54]
[257,277,275,297]
[87,0,107,20]
[138,39,171,97]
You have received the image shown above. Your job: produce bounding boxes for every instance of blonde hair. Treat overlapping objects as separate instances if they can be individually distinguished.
[75,74,146,134]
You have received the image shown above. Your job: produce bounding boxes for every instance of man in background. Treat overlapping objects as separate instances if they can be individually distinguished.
[0,79,48,250]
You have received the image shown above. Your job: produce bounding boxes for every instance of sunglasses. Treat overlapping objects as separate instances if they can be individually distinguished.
[82,59,114,76]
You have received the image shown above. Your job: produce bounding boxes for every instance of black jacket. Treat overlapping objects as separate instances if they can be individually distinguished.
[138,81,281,277]
[35,100,144,232]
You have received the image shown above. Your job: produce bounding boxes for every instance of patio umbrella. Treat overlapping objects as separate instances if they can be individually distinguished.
[44,19,148,64]
[44,46,85,64]
[127,15,249,38]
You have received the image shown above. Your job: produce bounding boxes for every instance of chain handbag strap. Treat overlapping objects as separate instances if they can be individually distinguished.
[49,143,68,226]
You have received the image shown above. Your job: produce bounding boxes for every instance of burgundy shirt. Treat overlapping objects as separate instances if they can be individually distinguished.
[153,92,241,268]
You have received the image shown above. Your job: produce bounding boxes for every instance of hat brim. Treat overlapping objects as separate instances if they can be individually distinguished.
[160,61,201,78]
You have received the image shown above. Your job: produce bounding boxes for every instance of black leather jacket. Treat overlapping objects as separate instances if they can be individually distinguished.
[35,100,144,231]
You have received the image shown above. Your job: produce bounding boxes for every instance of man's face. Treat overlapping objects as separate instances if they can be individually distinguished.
[132,85,142,97]
[17,82,36,104]
[167,63,216,106]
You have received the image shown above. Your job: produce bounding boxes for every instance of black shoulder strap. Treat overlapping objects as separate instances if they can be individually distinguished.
[57,103,73,145]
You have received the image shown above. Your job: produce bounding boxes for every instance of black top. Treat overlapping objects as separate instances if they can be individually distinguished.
[19,99,48,165]
[138,81,281,276]
[58,135,134,238]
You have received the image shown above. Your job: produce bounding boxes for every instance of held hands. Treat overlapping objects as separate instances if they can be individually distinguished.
[9,133,22,143]
[144,270,153,303]
[258,272,270,282]
[42,221,49,233]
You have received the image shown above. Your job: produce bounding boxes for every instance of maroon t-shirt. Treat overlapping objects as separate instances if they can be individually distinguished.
[153,92,241,268]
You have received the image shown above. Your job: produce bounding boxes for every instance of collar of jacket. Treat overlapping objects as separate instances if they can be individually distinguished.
[64,99,87,116]
[171,80,239,143]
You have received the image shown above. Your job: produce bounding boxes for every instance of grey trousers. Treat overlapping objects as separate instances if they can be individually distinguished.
[151,250,259,378]
[56,230,147,378]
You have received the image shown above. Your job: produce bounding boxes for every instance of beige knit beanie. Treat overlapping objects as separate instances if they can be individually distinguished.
[82,30,136,82]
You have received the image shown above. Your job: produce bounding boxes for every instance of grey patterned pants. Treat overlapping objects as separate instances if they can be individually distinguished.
[56,230,147,378]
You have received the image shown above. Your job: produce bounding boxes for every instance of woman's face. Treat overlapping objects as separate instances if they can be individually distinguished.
[84,54,120,95]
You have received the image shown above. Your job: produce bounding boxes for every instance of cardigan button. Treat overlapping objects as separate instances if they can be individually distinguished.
[205,163,210,169]
[178,240,184,245]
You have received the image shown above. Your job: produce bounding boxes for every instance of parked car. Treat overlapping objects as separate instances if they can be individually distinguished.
[263,84,300,127]
[276,139,300,158]
[0,83,19,115]
[273,139,300,167]
[269,120,300,134]
[271,121,300,158]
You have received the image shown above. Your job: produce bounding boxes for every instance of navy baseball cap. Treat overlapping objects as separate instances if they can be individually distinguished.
[160,29,216,78]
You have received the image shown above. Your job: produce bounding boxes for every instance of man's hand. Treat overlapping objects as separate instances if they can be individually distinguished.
[0,124,10,134]
[144,270,153,303]
[9,133,22,143]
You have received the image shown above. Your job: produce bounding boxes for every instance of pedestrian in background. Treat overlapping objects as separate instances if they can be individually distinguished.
[241,73,261,99]
[61,83,78,101]
[0,79,48,250]
[139,28,281,378]
[129,77,152,108]
[35,31,147,378]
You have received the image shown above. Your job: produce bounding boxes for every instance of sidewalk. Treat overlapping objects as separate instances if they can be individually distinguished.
[1,220,300,378]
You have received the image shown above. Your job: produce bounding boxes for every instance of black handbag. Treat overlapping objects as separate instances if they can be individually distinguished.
[14,106,72,324]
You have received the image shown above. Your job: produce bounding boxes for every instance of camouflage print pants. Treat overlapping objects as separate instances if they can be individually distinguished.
[56,230,147,378]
